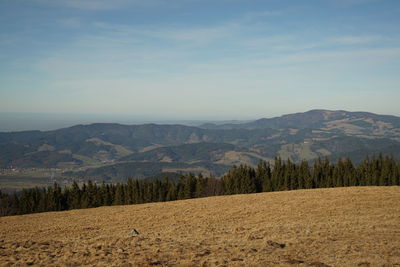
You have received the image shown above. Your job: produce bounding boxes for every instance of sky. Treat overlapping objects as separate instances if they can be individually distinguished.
[0,0,400,123]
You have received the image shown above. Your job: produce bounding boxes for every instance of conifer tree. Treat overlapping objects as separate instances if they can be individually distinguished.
[68,181,81,209]
[195,173,205,198]
[113,183,125,205]
[271,157,283,191]
[166,180,177,201]
[256,161,272,192]
[184,173,196,199]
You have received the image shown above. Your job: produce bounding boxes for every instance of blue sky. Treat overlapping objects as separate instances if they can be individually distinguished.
[0,0,399,120]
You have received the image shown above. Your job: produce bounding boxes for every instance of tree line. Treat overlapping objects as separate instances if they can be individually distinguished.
[1,155,399,216]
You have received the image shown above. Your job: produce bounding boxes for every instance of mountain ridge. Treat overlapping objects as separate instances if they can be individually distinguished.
[199,109,400,130]
[1,109,399,182]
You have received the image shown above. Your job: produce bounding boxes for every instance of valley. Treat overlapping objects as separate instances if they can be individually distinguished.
[1,110,400,190]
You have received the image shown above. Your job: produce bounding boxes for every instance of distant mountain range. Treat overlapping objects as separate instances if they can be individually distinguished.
[1,109,399,181]
[201,109,400,132]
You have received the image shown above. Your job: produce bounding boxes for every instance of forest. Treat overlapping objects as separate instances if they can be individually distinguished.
[1,155,399,217]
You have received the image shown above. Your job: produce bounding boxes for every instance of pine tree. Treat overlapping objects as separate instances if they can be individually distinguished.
[257,161,272,192]
[68,181,81,209]
[195,173,205,198]
[271,157,283,191]
[166,180,177,201]
[184,173,196,199]
[113,183,125,205]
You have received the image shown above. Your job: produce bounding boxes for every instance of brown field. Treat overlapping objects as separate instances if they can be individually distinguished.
[1,187,400,266]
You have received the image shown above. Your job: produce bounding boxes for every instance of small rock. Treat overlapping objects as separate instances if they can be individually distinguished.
[309,262,331,267]
[129,229,140,237]
[196,250,211,257]
[267,240,286,248]
[148,260,162,266]
[286,259,304,264]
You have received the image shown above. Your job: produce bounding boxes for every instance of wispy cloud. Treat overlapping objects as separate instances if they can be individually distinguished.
[266,34,386,52]
[161,25,238,45]
[65,0,131,10]
[331,0,382,6]
[36,14,397,81]
[35,0,195,10]
[328,35,382,45]
[242,35,295,48]
[92,21,240,47]
[35,0,152,10]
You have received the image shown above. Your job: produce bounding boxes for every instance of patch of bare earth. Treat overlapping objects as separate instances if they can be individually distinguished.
[1,187,399,266]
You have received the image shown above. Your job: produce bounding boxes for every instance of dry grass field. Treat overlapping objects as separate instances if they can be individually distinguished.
[1,187,399,266]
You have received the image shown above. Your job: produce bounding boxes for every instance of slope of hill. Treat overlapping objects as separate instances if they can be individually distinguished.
[201,109,400,133]
[120,142,236,163]
[0,187,399,266]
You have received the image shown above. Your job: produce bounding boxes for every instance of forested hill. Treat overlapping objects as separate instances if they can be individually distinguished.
[200,109,400,132]
[1,110,399,181]
[1,155,399,216]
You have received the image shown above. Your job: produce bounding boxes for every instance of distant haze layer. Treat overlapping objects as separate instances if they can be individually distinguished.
[0,113,250,132]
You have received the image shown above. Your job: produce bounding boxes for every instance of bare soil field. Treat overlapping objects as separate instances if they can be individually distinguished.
[1,187,399,266]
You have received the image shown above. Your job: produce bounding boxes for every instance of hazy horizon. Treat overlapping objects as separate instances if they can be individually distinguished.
[1,108,399,132]
[0,111,254,132]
